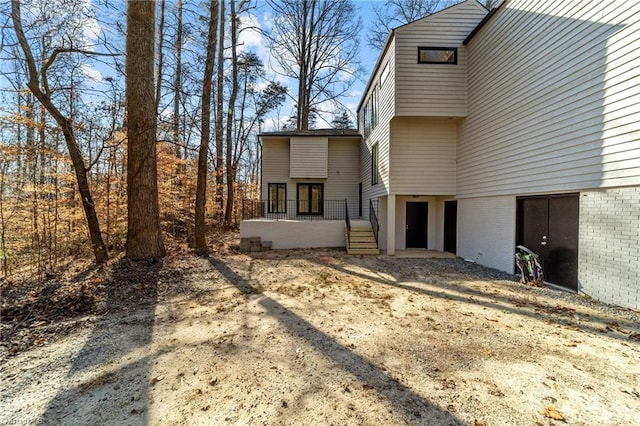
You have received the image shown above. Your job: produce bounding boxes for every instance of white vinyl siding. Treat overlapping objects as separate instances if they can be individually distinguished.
[389,117,457,194]
[290,137,328,178]
[394,1,487,117]
[262,138,290,200]
[262,136,359,218]
[457,0,640,197]
[326,139,360,218]
[360,41,396,208]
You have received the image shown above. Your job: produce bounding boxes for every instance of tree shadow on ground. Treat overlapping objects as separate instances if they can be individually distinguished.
[38,258,167,425]
[207,255,463,425]
[309,255,640,343]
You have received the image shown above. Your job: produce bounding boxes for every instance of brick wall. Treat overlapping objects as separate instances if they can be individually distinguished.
[579,187,640,310]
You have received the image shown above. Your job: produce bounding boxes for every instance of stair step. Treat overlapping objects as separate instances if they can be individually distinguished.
[347,248,380,255]
[345,224,378,255]
[349,235,376,243]
[349,244,378,250]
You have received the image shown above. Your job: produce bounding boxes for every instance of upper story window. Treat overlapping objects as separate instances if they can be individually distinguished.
[418,47,457,64]
[371,142,379,186]
[380,61,390,84]
[361,84,379,139]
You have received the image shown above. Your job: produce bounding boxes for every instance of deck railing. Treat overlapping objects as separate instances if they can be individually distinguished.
[241,199,346,221]
[369,199,379,245]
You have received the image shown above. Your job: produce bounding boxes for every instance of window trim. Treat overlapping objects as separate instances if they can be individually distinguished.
[371,143,379,186]
[268,183,287,213]
[380,61,390,84]
[417,46,458,64]
[362,84,379,138]
[296,183,324,216]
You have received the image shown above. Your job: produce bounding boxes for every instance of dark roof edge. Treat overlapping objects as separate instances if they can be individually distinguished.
[356,31,395,113]
[463,0,506,45]
[358,0,489,113]
[259,129,361,138]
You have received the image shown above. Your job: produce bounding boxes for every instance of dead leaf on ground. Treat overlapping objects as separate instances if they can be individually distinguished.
[151,375,165,385]
[621,389,640,399]
[541,405,565,421]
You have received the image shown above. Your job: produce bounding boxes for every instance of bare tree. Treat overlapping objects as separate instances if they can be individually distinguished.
[223,0,241,226]
[155,0,166,117]
[173,0,183,159]
[194,0,219,252]
[367,0,498,51]
[10,0,109,264]
[266,0,362,130]
[214,0,225,215]
[125,0,165,259]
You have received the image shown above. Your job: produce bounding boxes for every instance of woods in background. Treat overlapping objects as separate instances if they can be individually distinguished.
[2,0,456,275]
[0,0,296,275]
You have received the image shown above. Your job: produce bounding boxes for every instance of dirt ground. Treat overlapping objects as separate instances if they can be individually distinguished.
[1,240,640,426]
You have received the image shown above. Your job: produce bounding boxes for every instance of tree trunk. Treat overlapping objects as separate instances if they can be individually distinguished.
[194,0,219,252]
[11,0,108,264]
[224,0,239,226]
[0,160,9,277]
[215,0,226,217]
[125,0,166,259]
[155,0,166,117]
[173,0,183,159]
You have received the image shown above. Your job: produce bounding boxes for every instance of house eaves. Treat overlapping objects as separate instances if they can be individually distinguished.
[356,31,395,113]
[463,0,507,45]
[357,0,490,113]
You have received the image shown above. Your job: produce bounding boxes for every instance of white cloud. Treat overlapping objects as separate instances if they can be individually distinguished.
[82,18,102,43]
[80,64,103,82]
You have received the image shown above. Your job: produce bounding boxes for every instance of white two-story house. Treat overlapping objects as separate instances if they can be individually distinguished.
[242,0,640,310]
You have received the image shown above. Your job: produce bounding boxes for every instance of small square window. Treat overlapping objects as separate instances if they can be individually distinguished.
[418,47,457,64]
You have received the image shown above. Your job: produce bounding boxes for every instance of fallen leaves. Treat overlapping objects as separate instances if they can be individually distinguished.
[541,405,565,421]
[151,375,165,385]
[621,389,640,399]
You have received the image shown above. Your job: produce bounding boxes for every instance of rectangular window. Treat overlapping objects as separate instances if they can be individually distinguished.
[371,143,379,186]
[380,61,390,84]
[418,47,457,64]
[297,183,324,215]
[268,183,286,213]
[362,84,379,139]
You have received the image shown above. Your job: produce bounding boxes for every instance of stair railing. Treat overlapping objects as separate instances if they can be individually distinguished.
[344,198,351,247]
[369,199,379,246]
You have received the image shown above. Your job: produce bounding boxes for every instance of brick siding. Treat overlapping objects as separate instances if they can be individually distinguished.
[579,187,640,310]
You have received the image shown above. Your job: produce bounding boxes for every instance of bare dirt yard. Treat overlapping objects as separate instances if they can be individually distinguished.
[2,238,640,426]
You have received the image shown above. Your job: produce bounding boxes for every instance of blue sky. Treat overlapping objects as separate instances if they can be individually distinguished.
[0,0,385,131]
[240,0,384,129]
